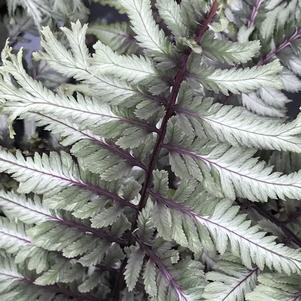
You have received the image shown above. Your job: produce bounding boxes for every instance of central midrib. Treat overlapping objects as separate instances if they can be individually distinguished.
[0,157,134,209]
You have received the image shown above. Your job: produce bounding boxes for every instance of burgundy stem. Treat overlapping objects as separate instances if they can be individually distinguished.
[221,267,259,301]
[291,292,301,301]
[259,28,301,65]
[136,237,188,301]
[148,190,301,263]
[0,230,32,244]
[34,112,147,170]
[0,157,137,210]
[136,0,219,214]
[242,200,301,248]
[0,194,124,244]
[247,0,264,28]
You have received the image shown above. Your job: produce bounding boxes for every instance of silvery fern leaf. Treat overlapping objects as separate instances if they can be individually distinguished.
[92,41,156,83]
[11,112,147,181]
[133,208,207,301]
[156,0,188,37]
[0,191,52,224]
[166,128,301,202]
[7,0,50,27]
[0,46,144,127]
[246,273,301,301]
[87,22,140,54]
[0,253,99,301]
[0,216,53,273]
[0,147,136,211]
[124,246,145,291]
[241,92,288,118]
[242,85,293,118]
[1,0,301,299]
[203,256,259,301]
[197,60,283,95]
[0,54,156,155]
[36,21,156,84]
[30,28,138,102]
[7,0,88,28]
[119,0,173,54]
[281,68,301,92]
[0,217,31,253]
[150,171,301,274]
[35,22,90,76]
[202,35,261,64]
[0,190,116,243]
[176,100,301,152]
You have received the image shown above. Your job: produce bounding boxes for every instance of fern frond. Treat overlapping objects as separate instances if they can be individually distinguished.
[156,0,188,37]
[203,256,259,301]
[166,128,301,201]
[150,171,301,274]
[176,100,301,152]
[0,252,101,301]
[0,190,124,249]
[0,190,52,224]
[92,41,156,83]
[281,68,301,92]
[126,208,207,300]
[1,0,301,299]
[119,0,173,54]
[0,216,54,273]
[0,148,136,210]
[241,78,292,117]
[32,112,147,175]
[246,273,301,301]
[135,240,206,300]
[124,245,145,291]
[0,42,136,107]
[0,217,31,253]
[87,22,139,54]
[197,60,282,95]
[202,35,261,64]
[36,22,156,83]
[7,0,49,27]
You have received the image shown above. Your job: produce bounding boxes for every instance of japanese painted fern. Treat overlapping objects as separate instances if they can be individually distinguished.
[0,0,301,300]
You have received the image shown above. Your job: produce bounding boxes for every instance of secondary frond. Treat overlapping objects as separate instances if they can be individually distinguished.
[119,0,173,54]
[131,210,207,301]
[0,147,136,210]
[92,41,156,83]
[246,273,301,301]
[0,217,32,253]
[176,99,301,152]
[150,171,301,274]
[87,22,139,54]
[36,21,156,83]
[197,60,283,95]
[203,256,259,301]
[156,0,188,38]
[202,35,261,64]
[14,112,147,180]
[0,253,101,301]
[166,127,301,202]
[0,43,136,109]
[0,190,125,269]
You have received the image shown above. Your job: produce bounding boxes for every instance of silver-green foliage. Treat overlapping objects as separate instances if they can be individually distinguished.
[0,0,301,300]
